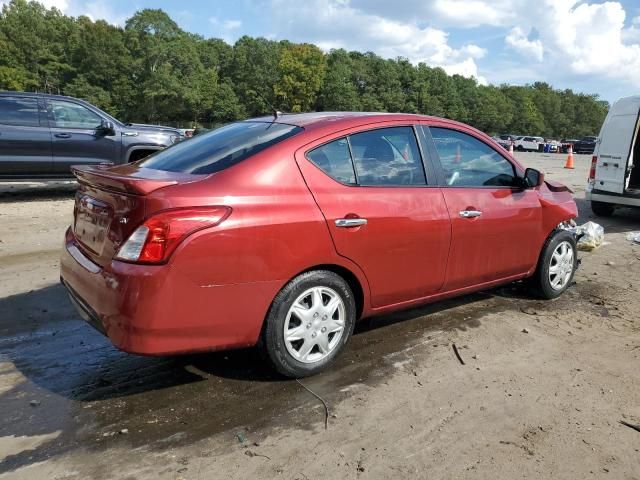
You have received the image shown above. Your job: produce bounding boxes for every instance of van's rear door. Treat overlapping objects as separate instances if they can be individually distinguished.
[595,96,640,194]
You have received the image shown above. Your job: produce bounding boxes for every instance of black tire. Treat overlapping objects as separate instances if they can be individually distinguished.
[530,230,577,300]
[517,145,524,151]
[127,150,155,163]
[591,200,615,217]
[261,270,356,378]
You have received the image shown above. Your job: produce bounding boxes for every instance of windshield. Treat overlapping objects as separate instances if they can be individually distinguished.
[138,121,303,174]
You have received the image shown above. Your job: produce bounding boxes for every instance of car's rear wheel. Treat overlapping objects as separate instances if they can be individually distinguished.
[591,200,615,217]
[261,270,356,378]
[530,230,577,299]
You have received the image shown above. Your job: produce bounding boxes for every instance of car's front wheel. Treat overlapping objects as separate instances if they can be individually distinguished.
[261,270,356,378]
[530,230,577,299]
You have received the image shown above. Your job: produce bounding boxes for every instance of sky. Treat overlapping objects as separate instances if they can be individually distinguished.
[9,0,640,103]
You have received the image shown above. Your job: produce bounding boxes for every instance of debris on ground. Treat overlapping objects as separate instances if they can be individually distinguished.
[522,328,530,334]
[244,450,271,460]
[521,307,538,315]
[572,221,605,251]
[452,343,465,365]
[119,429,129,435]
[296,379,330,430]
[625,232,640,245]
[235,432,247,444]
[29,399,41,407]
[619,420,640,433]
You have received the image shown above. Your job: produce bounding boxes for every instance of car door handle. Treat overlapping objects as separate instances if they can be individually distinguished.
[54,133,71,139]
[459,210,482,218]
[335,218,368,228]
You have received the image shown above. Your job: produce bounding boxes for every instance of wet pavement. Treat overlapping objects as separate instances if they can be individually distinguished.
[1,155,639,479]
[0,271,523,474]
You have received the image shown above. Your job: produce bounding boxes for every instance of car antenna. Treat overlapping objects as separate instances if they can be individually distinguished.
[250,89,283,121]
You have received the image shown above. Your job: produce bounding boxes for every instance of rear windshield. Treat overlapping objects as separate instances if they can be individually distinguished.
[138,121,303,174]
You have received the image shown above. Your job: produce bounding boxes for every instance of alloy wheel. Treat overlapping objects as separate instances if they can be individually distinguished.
[549,241,574,290]
[283,286,346,363]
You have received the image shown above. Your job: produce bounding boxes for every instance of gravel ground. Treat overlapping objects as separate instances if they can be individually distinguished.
[0,152,639,479]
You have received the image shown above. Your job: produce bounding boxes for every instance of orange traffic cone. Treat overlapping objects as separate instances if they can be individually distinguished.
[564,145,574,169]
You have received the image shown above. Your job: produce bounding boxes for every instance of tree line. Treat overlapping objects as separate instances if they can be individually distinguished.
[0,0,609,138]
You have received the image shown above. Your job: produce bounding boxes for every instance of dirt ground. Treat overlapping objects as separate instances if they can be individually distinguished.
[0,153,639,480]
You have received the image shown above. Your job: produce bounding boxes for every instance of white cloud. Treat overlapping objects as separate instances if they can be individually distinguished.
[430,0,507,27]
[322,0,640,90]
[210,16,242,31]
[505,26,544,62]
[532,1,640,86]
[77,1,128,25]
[461,44,487,59]
[268,0,487,83]
[38,0,68,10]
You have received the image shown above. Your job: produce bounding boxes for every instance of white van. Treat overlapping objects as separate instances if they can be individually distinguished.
[585,95,640,216]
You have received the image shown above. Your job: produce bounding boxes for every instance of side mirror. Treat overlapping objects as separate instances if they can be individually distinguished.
[97,119,115,135]
[524,167,544,188]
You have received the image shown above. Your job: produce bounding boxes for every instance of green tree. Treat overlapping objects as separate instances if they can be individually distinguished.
[0,1,610,136]
[274,43,326,112]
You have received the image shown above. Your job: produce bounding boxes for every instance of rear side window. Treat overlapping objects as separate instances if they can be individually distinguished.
[139,121,302,174]
[307,138,356,184]
[0,97,40,127]
[430,127,517,187]
[307,126,426,186]
[350,127,426,186]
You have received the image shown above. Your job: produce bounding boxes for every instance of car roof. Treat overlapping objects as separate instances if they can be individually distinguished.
[0,91,82,101]
[249,111,449,130]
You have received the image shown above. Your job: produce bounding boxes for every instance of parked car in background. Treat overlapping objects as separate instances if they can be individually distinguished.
[586,95,640,216]
[0,92,183,178]
[493,134,518,149]
[544,139,560,153]
[574,136,598,154]
[178,128,195,138]
[560,139,579,153]
[515,136,544,152]
[60,112,578,377]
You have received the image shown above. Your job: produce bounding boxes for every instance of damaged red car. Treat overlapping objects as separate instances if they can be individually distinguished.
[60,113,578,377]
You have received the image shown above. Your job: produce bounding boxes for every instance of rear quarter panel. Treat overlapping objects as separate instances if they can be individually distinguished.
[145,145,372,311]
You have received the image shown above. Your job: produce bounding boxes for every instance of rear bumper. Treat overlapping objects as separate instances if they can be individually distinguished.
[585,190,640,206]
[60,228,281,355]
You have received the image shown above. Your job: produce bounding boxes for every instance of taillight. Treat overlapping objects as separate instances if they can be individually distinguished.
[115,206,231,264]
[588,155,597,181]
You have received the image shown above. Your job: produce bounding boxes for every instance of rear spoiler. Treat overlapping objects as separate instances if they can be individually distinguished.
[72,164,202,195]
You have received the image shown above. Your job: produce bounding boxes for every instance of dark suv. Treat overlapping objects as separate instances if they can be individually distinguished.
[574,136,597,154]
[0,92,182,178]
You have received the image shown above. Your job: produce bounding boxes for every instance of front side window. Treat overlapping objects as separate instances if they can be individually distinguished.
[307,138,356,184]
[49,100,102,129]
[139,121,302,174]
[349,127,426,186]
[430,127,517,187]
[0,97,40,127]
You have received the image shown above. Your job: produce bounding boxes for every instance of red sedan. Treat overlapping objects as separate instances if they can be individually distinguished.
[60,113,578,377]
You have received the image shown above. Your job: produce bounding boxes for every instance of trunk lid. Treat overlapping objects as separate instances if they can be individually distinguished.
[71,164,204,267]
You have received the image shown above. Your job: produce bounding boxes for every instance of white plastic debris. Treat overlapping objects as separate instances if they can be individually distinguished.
[574,221,605,251]
[626,232,640,244]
